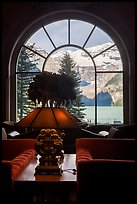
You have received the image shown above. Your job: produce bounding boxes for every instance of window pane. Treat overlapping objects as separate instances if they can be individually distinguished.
[70,20,93,46]
[93,44,123,71]
[79,62,96,124]
[97,73,123,124]
[97,106,123,124]
[17,73,41,121]
[45,20,68,47]
[26,28,54,54]
[85,26,113,48]
[43,47,68,73]
[17,46,44,72]
[43,46,95,72]
[82,106,95,124]
[43,46,96,123]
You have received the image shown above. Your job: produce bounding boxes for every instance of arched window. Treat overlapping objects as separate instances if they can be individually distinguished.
[16,19,123,125]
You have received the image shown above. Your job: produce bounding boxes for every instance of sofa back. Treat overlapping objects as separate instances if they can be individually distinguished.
[2,139,36,160]
[76,138,136,160]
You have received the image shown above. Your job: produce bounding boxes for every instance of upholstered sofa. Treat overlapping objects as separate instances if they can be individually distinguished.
[1,139,36,202]
[76,138,136,203]
[3,123,136,154]
[64,124,136,153]
[86,123,136,138]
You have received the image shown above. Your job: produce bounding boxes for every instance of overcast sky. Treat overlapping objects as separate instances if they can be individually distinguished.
[27,19,113,53]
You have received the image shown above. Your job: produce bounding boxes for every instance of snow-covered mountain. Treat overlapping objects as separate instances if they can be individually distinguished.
[33,42,123,105]
[52,42,122,69]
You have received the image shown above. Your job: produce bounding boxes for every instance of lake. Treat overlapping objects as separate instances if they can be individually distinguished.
[82,106,123,124]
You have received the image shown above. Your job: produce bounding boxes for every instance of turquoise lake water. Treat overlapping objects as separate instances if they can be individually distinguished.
[82,106,123,124]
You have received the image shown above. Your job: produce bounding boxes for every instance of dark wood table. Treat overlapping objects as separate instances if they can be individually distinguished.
[14,154,77,203]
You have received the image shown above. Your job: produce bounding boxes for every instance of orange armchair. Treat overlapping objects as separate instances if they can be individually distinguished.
[1,139,36,201]
[76,138,136,203]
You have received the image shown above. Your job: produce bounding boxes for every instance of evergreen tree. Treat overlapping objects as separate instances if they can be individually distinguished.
[28,71,77,108]
[58,52,86,120]
[17,45,40,120]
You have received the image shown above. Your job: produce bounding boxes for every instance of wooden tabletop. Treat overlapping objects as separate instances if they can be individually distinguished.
[15,154,77,183]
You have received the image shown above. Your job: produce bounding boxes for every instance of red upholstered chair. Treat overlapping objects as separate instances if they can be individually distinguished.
[1,139,36,201]
[76,138,136,203]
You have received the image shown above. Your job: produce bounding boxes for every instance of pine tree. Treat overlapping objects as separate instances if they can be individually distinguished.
[58,52,86,120]
[17,45,40,120]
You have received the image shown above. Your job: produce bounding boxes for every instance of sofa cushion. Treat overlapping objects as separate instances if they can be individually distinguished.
[114,124,135,138]
[98,131,109,137]
[2,128,7,140]
[107,127,120,138]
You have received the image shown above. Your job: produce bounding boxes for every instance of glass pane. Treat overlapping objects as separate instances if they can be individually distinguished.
[94,45,123,71]
[97,73,123,124]
[82,106,95,124]
[17,46,44,72]
[85,26,113,48]
[70,20,93,46]
[73,51,95,124]
[45,20,68,47]
[17,73,41,121]
[43,46,95,81]
[79,61,95,124]
[26,28,54,54]
[43,46,95,72]
[43,46,95,123]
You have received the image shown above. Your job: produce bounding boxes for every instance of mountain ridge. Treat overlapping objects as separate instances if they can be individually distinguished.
[31,42,123,105]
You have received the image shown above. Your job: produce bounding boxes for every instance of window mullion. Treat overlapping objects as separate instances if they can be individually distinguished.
[42,26,56,49]
[95,65,97,124]
[68,19,70,45]
[82,25,96,48]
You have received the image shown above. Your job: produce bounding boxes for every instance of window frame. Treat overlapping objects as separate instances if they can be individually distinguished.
[9,12,130,124]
